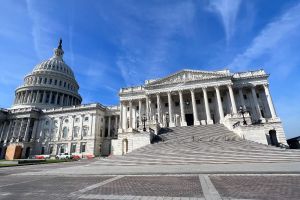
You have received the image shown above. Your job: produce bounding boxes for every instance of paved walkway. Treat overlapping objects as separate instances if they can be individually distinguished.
[18,161,300,176]
[1,174,300,199]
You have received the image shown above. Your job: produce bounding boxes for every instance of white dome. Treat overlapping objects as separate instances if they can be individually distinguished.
[13,39,82,109]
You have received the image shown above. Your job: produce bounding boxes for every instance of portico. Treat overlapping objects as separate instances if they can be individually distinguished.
[118,69,279,133]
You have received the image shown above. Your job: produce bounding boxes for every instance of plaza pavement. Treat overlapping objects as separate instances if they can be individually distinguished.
[0,159,300,199]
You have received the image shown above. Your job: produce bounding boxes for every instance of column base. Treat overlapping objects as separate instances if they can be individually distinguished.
[126,128,133,133]
[180,121,187,127]
[169,122,175,127]
[194,120,200,126]
[206,119,214,125]
[118,128,123,133]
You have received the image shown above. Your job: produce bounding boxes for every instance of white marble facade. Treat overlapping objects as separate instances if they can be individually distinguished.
[0,40,288,159]
[112,69,287,155]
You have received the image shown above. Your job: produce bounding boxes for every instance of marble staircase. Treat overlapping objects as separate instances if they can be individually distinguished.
[99,124,300,166]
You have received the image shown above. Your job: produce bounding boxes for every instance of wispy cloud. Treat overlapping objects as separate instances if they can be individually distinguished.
[101,1,196,86]
[228,2,300,75]
[25,0,65,59]
[207,0,241,43]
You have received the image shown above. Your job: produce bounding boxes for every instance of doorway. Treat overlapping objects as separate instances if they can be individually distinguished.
[25,147,31,158]
[185,114,194,126]
[269,130,278,146]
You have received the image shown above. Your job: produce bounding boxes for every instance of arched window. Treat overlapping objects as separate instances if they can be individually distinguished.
[82,126,89,137]
[73,126,80,138]
[62,127,68,139]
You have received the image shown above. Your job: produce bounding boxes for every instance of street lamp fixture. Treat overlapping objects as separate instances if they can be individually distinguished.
[239,106,247,125]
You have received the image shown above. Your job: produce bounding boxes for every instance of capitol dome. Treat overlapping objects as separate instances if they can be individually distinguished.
[12,39,82,109]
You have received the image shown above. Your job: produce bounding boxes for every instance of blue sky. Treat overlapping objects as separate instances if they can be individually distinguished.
[0,0,300,138]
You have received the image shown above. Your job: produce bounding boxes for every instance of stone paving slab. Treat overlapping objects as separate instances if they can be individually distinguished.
[0,176,112,200]
[86,176,203,198]
[210,175,300,200]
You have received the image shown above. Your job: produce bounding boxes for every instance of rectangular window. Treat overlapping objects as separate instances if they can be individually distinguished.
[256,93,260,98]
[155,104,157,109]
[59,81,62,86]
[49,79,52,84]
[243,94,247,100]
[80,143,86,153]
[196,100,201,104]
[221,97,224,102]
[71,143,76,153]
[44,78,47,84]
[136,106,139,111]
[175,102,179,107]
[208,98,212,103]
[54,80,57,85]
[165,103,168,107]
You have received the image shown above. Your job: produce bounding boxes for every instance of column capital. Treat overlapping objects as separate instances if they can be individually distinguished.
[227,83,233,88]
[263,83,269,88]
[189,88,196,92]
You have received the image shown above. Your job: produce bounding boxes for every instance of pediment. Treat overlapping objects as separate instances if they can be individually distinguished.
[146,69,230,86]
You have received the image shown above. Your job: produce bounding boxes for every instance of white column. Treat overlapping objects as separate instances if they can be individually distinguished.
[123,102,128,130]
[202,88,213,124]
[128,101,133,131]
[251,86,263,120]
[55,93,59,105]
[238,88,246,109]
[4,121,12,143]
[24,118,31,142]
[215,86,224,122]
[114,116,118,137]
[156,93,161,124]
[145,95,150,121]
[179,90,187,126]
[263,84,277,119]
[167,92,175,127]
[108,116,111,137]
[42,91,47,104]
[36,91,40,103]
[227,84,237,114]
[118,103,123,133]
[138,99,142,129]
[0,121,7,142]
[190,89,200,125]
[17,119,24,142]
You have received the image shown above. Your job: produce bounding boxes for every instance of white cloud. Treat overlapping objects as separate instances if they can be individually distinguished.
[108,1,196,86]
[208,0,241,43]
[228,2,300,72]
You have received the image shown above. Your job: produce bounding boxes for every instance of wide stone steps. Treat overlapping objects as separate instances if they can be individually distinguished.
[102,124,300,166]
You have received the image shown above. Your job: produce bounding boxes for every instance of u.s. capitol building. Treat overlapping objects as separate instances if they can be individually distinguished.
[0,40,287,159]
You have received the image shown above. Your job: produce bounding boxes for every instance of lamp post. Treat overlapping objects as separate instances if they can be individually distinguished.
[239,106,247,125]
[142,114,147,132]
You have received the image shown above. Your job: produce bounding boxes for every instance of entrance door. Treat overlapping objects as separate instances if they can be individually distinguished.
[185,114,194,126]
[25,147,31,158]
[269,130,278,146]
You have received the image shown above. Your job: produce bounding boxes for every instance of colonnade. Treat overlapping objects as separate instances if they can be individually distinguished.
[119,83,277,132]
[0,118,36,144]
[14,90,80,107]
